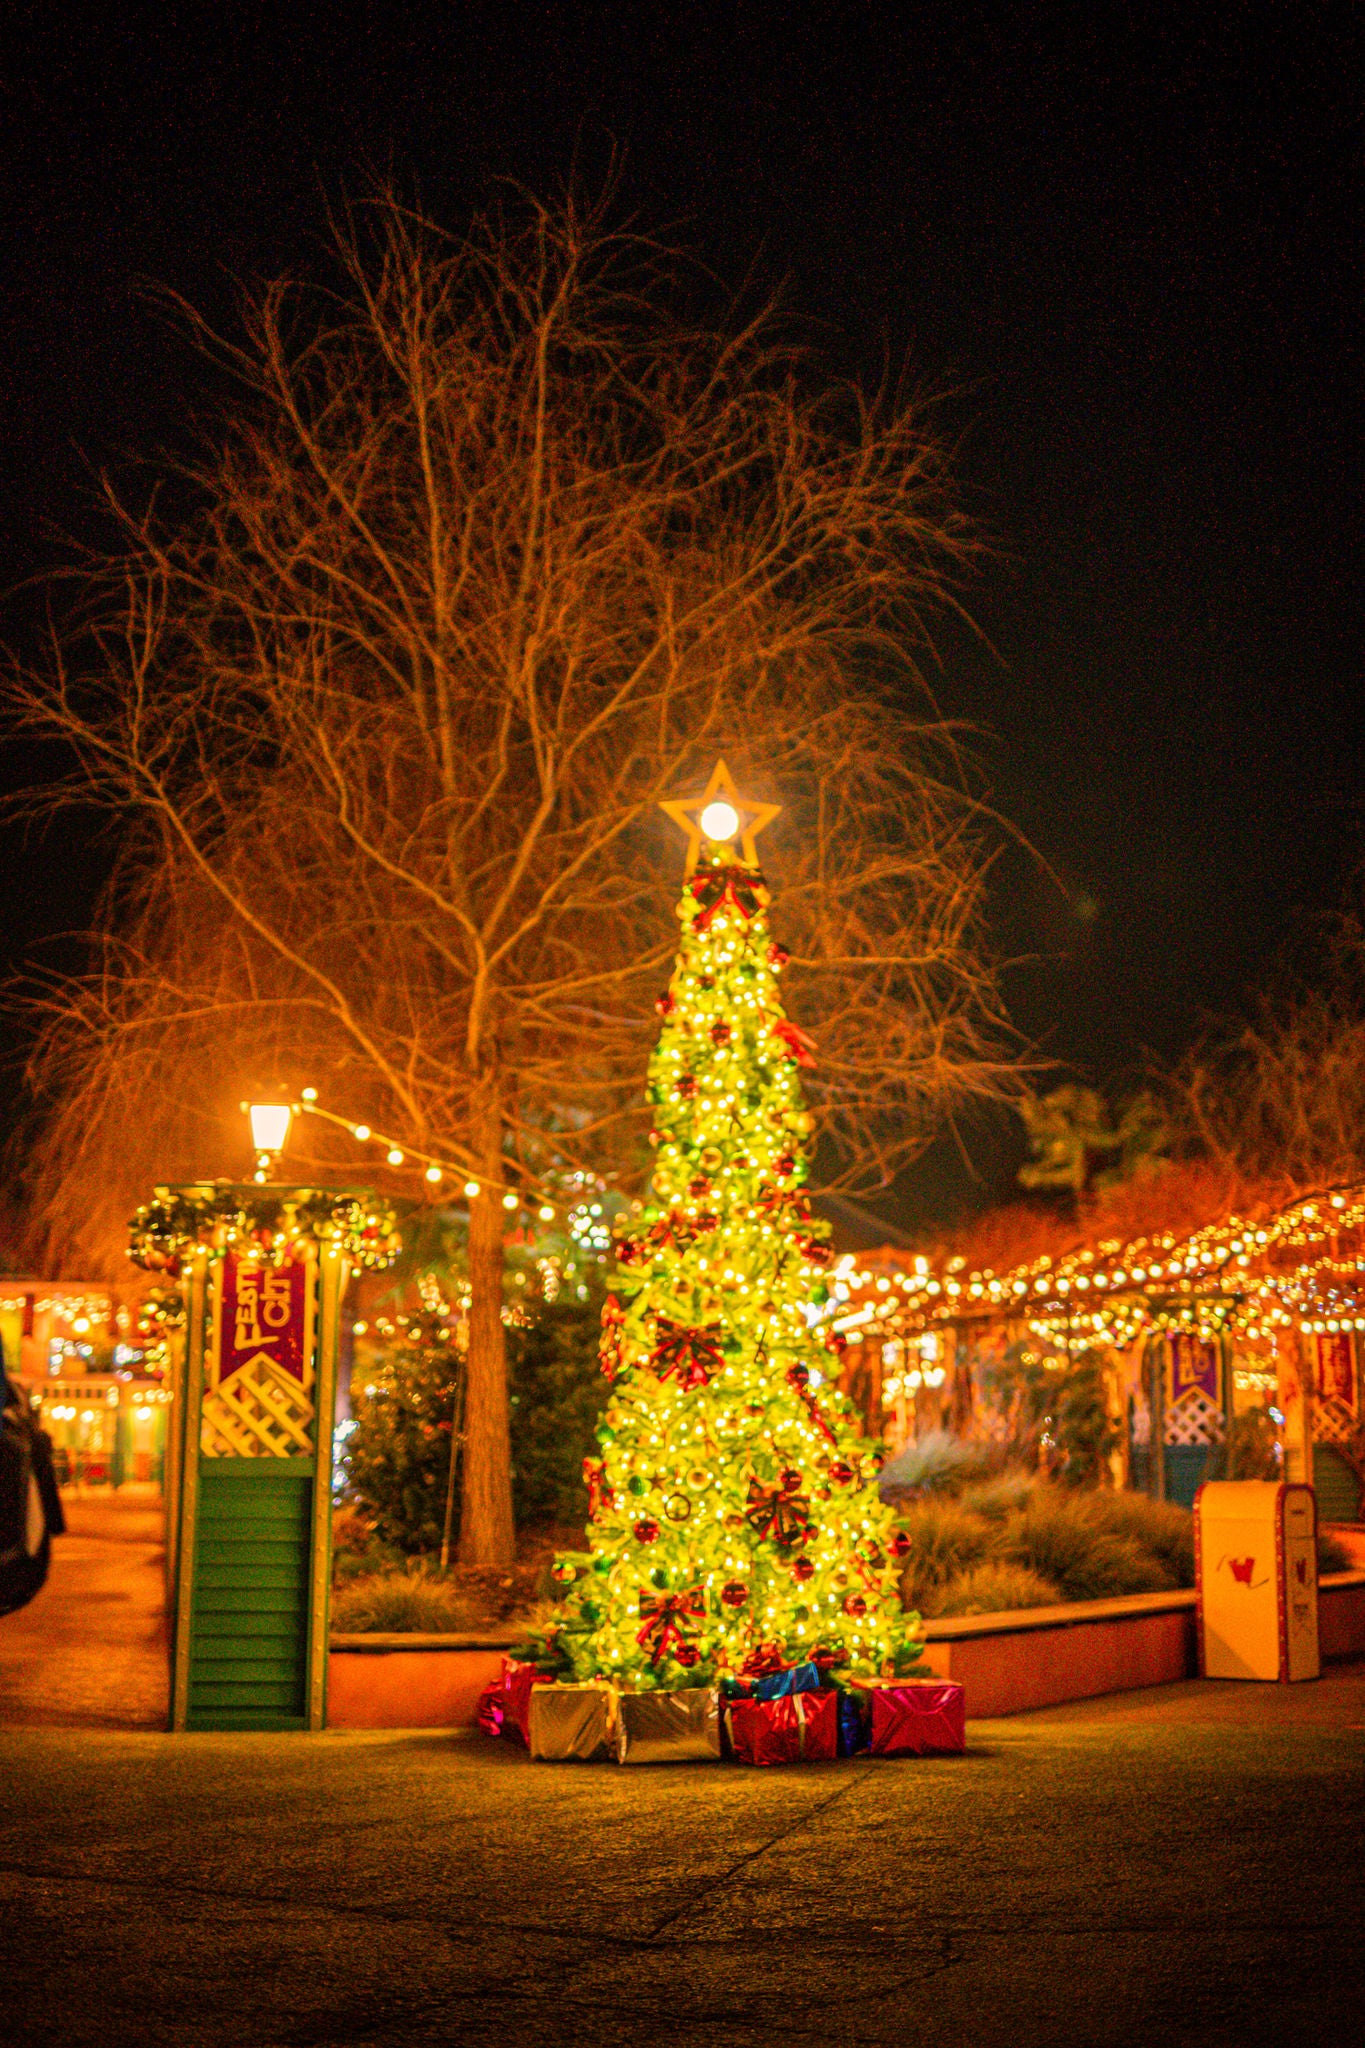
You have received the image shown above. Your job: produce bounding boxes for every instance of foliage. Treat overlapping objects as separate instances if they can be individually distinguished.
[980,1342,1120,1484]
[1208,1406,1282,1483]
[1080,1491,1195,1587]
[878,1428,991,1499]
[1005,1490,1177,1601]
[508,1294,610,1525]
[331,1564,477,1634]
[1016,1087,1170,1204]
[893,1499,998,1613]
[547,850,924,1689]
[1317,1528,1353,1575]
[957,1471,1038,1521]
[931,1561,1063,1618]
[343,1312,462,1555]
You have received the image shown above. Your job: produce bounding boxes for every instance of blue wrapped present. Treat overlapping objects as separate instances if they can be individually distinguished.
[722,1660,826,1702]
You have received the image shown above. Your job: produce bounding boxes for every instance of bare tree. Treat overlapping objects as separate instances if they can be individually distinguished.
[4,187,1010,1563]
[1173,907,1365,1190]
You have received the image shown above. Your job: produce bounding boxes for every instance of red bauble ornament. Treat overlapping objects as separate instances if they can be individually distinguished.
[890,1530,913,1559]
[779,1466,804,1493]
[786,1363,810,1390]
[721,1580,749,1608]
[655,990,676,1017]
[791,1556,815,1583]
[710,1019,732,1047]
[677,1074,698,1100]
[675,1644,700,1669]
[843,1593,868,1619]
[688,1175,711,1198]
[824,1328,848,1355]
[828,1460,856,1486]
[768,943,789,968]
[633,1519,660,1544]
[773,1153,795,1178]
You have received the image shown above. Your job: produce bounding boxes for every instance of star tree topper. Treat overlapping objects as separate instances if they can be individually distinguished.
[659,760,781,874]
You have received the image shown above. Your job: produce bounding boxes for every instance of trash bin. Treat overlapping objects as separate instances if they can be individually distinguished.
[1194,1480,1319,1682]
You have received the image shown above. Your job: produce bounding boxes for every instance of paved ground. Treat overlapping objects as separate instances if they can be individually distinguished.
[3,1500,1363,2046]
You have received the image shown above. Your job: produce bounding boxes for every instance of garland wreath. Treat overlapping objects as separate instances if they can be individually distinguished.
[128,1181,401,1274]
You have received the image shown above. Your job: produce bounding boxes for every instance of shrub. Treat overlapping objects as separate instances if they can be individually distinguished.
[894,1498,999,1612]
[878,1429,992,1500]
[1318,1528,1353,1575]
[1006,1488,1176,1601]
[330,1564,477,1634]
[1082,1491,1195,1588]
[508,1295,609,1524]
[931,1561,1064,1618]
[957,1471,1038,1522]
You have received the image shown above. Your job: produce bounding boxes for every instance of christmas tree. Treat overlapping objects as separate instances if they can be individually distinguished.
[550,766,923,1690]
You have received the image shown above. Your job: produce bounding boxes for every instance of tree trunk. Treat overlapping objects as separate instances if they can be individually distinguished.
[458,1125,516,1566]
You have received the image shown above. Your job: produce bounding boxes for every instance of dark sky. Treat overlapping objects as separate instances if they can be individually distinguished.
[1,4,1361,1221]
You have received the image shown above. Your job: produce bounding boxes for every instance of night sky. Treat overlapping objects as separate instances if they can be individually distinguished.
[1,5,1360,1222]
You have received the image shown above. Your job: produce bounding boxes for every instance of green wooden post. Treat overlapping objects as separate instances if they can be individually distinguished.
[169,1252,210,1732]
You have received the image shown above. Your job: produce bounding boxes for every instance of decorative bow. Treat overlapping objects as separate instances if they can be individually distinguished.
[650,1317,725,1391]
[689,864,770,932]
[637,1586,706,1663]
[745,1476,815,1549]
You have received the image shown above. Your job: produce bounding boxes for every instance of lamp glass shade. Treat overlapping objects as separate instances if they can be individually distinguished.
[248,1103,293,1155]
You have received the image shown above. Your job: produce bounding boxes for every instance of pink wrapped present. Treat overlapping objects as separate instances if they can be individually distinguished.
[855,1678,965,1756]
[500,1657,552,1748]
[726,1686,839,1765]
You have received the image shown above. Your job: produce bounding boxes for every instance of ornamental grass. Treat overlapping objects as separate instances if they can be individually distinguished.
[330,1566,478,1635]
[931,1561,1063,1617]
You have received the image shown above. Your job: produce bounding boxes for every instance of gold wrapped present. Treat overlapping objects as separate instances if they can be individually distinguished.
[615,1686,721,1764]
[527,1683,616,1762]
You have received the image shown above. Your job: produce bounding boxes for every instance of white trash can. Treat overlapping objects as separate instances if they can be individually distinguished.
[1194,1480,1319,1682]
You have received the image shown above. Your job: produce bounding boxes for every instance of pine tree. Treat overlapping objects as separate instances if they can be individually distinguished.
[550,775,924,1689]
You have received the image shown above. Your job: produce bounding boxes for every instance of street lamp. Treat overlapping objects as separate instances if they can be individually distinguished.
[244,1100,293,1181]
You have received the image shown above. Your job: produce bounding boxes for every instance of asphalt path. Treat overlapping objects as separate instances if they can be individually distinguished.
[3,1500,1362,2045]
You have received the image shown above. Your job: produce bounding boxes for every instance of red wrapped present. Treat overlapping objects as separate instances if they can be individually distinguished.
[726,1686,839,1765]
[474,1674,508,1740]
[501,1657,552,1748]
[853,1678,965,1756]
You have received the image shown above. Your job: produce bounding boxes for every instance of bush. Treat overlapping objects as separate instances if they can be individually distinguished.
[894,1498,999,1612]
[930,1561,1063,1618]
[1318,1528,1354,1575]
[958,1471,1038,1522]
[1082,1491,1195,1588]
[1006,1489,1177,1601]
[508,1296,609,1524]
[878,1429,992,1500]
[331,1564,477,1634]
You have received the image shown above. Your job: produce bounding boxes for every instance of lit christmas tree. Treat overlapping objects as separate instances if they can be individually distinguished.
[550,765,923,1690]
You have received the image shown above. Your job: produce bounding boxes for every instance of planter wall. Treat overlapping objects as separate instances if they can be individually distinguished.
[326,1571,1365,1729]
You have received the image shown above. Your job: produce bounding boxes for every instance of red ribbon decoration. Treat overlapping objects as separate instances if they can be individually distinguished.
[770,1019,818,1067]
[650,1316,725,1391]
[689,863,771,932]
[745,1477,815,1548]
[637,1586,707,1663]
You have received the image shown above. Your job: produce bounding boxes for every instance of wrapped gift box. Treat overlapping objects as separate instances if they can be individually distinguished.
[528,1683,616,1762]
[721,1659,826,1703]
[616,1686,722,1764]
[727,1686,839,1766]
[852,1678,965,1756]
[474,1672,509,1740]
[501,1657,553,1748]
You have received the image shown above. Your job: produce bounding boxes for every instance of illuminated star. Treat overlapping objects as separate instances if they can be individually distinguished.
[660,760,781,874]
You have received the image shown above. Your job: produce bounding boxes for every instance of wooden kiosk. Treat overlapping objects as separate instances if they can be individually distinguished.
[135,1183,398,1731]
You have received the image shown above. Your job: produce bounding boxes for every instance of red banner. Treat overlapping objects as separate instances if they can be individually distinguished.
[1313,1333,1357,1412]
[217,1256,308,1387]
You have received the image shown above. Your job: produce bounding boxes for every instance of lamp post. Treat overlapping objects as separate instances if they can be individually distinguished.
[244,1101,293,1181]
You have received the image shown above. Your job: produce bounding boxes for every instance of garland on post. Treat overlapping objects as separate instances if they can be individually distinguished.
[128,1181,401,1274]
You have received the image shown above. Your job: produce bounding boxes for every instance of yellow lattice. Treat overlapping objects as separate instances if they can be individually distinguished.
[202,1350,316,1458]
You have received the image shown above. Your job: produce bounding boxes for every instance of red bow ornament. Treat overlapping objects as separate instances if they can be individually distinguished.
[689,864,771,932]
[637,1586,707,1663]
